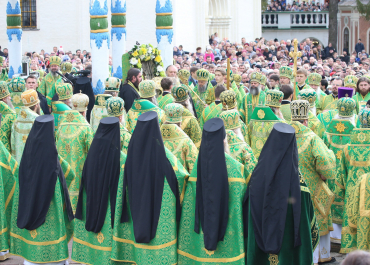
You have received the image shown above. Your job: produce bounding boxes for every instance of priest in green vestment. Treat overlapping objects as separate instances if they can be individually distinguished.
[307,73,327,113]
[298,89,325,138]
[0,140,17,261]
[289,100,336,264]
[177,118,247,264]
[112,111,188,264]
[190,69,213,118]
[56,92,93,213]
[126,80,165,133]
[10,115,74,264]
[219,109,257,175]
[318,76,340,115]
[11,90,40,163]
[199,84,226,129]
[245,105,283,160]
[233,73,246,101]
[239,72,266,124]
[161,103,198,174]
[278,66,294,93]
[347,173,370,252]
[51,83,73,131]
[8,77,26,115]
[106,97,131,154]
[157,77,174,110]
[0,82,17,153]
[334,108,370,254]
[60,62,73,75]
[244,123,319,265]
[295,68,311,94]
[172,84,202,148]
[265,89,285,120]
[0,57,8,82]
[38,56,62,99]
[72,117,125,265]
[353,77,370,114]
[323,96,357,246]
[90,94,112,132]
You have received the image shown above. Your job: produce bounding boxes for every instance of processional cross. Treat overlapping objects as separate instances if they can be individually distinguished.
[289,39,302,100]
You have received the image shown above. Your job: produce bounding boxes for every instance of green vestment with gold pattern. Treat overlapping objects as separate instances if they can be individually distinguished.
[181,109,202,149]
[0,141,17,258]
[226,130,257,179]
[353,92,370,114]
[10,107,38,163]
[245,106,283,160]
[231,81,244,107]
[318,109,338,129]
[280,103,292,122]
[56,110,93,213]
[126,99,165,134]
[51,101,71,131]
[0,102,17,153]
[290,121,336,236]
[46,79,65,106]
[0,71,8,82]
[318,94,338,115]
[190,82,213,118]
[120,124,131,154]
[37,72,61,97]
[245,173,319,265]
[161,123,198,174]
[71,153,126,265]
[177,154,246,264]
[111,149,189,264]
[157,93,175,110]
[199,102,222,130]
[10,92,23,115]
[239,91,266,124]
[90,95,111,133]
[347,173,370,252]
[334,128,370,253]
[308,111,326,139]
[323,119,355,225]
[10,155,74,263]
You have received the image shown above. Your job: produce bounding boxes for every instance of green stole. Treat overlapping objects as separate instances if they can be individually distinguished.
[245,91,266,124]
[321,94,338,112]
[280,103,292,121]
[200,102,222,130]
[10,92,24,115]
[157,93,174,110]
[354,92,370,114]
[46,78,63,106]
[51,101,71,131]
[317,109,338,129]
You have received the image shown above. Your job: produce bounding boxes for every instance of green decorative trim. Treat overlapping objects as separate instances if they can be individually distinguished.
[111,15,126,26]
[7,16,21,27]
[156,15,173,27]
[90,18,108,30]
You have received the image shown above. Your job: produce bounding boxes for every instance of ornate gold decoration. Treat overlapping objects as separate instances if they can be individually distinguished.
[335,122,346,133]
[135,102,141,110]
[358,132,367,143]
[204,248,215,256]
[30,229,37,239]
[97,97,106,106]
[22,135,27,143]
[66,112,75,122]
[13,94,21,104]
[336,150,343,160]
[97,232,105,244]
[20,110,27,119]
[268,254,279,265]
[256,139,264,150]
[257,109,265,119]
[65,144,71,154]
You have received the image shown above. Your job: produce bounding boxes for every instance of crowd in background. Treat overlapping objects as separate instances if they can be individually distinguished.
[266,0,329,12]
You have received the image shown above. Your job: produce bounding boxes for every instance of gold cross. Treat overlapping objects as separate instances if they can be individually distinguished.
[289,39,302,100]
[97,96,106,106]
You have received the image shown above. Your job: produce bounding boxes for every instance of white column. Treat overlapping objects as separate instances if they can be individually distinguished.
[156,0,173,70]
[7,0,22,78]
[90,0,110,95]
[111,0,126,79]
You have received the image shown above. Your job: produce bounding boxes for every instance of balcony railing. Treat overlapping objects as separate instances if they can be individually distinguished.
[262,11,329,29]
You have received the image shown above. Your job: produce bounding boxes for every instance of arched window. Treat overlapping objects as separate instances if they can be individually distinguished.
[21,0,37,28]
[343,27,349,52]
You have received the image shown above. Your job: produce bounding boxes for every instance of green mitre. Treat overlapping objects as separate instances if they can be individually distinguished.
[260,74,267,85]
[56,83,73,100]
[337,97,356,117]
[139,80,156,98]
[49,56,62,66]
[265,90,283,108]
[95,94,112,106]
[0,81,10,99]
[178,69,190,84]
[250,72,262,83]
[359,109,370,128]
[220,90,237,110]
[279,66,293,80]
[344,75,358,89]
[61,62,73,74]
[105,77,121,92]
[219,109,241,130]
[164,103,184,123]
[171,84,189,102]
[106,97,125,117]
[298,89,317,107]
[8,77,26,92]
[307,73,322,86]
[196,69,209,81]
[233,74,241,83]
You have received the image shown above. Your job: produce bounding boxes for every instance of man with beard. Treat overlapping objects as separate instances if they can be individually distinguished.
[161,103,198,174]
[38,56,62,101]
[190,69,212,118]
[8,77,26,115]
[126,80,165,133]
[199,84,226,129]
[353,77,370,114]
[289,100,336,264]
[10,90,40,163]
[119,68,142,112]
[56,92,92,212]
[239,72,266,124]
[335,109,370,254]
[172,84,202,148]
[51,83,73,131]
[0,82,16,153]
[178,69,198,118]
[106,97,131,154]
[317,74,338,114]
[177,118,247,264]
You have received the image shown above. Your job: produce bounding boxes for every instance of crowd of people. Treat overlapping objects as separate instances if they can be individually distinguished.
[266,0,329,12]
[0,34,370,265]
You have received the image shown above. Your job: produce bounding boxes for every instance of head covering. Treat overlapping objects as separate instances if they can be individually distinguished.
[250,72,262,83]
[61,62,72,74]
[359,109,370,128]
[196,69,210,81]
[165,103,184,123]
[106,97,125,117]
[219,109,241,130]
[195,118,229,251]
[75,117,121,232]
[71,91,89,112]
[104,77,121,92]
[247,123,301,254]
[298,89,317,107]
[344,75,358,89]
[0,81,10,100]
[21,89,39,108]
[338,87,354,99]
[307,73,322,86]
[8,77,26,92]
[266,90,284,108]
[172,84,189,102]
[290,100,310,120]
[139,80,156,98]
[49,56,62,66]
[279,66,293,80]
[121,111,181,243]
[95,94,112,106]
[337,97,356,117]
[233,74,241,83]
[56,83,73,100]
[17,115,73,230]
[178,69,190,84]
[220,90,237,110]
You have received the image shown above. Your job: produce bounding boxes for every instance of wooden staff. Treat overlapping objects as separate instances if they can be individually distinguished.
[289,39,302,100]
[226,58,231,90]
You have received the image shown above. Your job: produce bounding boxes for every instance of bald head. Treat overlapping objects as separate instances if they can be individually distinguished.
[166,65,178,77]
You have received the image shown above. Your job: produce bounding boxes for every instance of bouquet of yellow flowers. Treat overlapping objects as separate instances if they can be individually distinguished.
[129,43,165,78]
